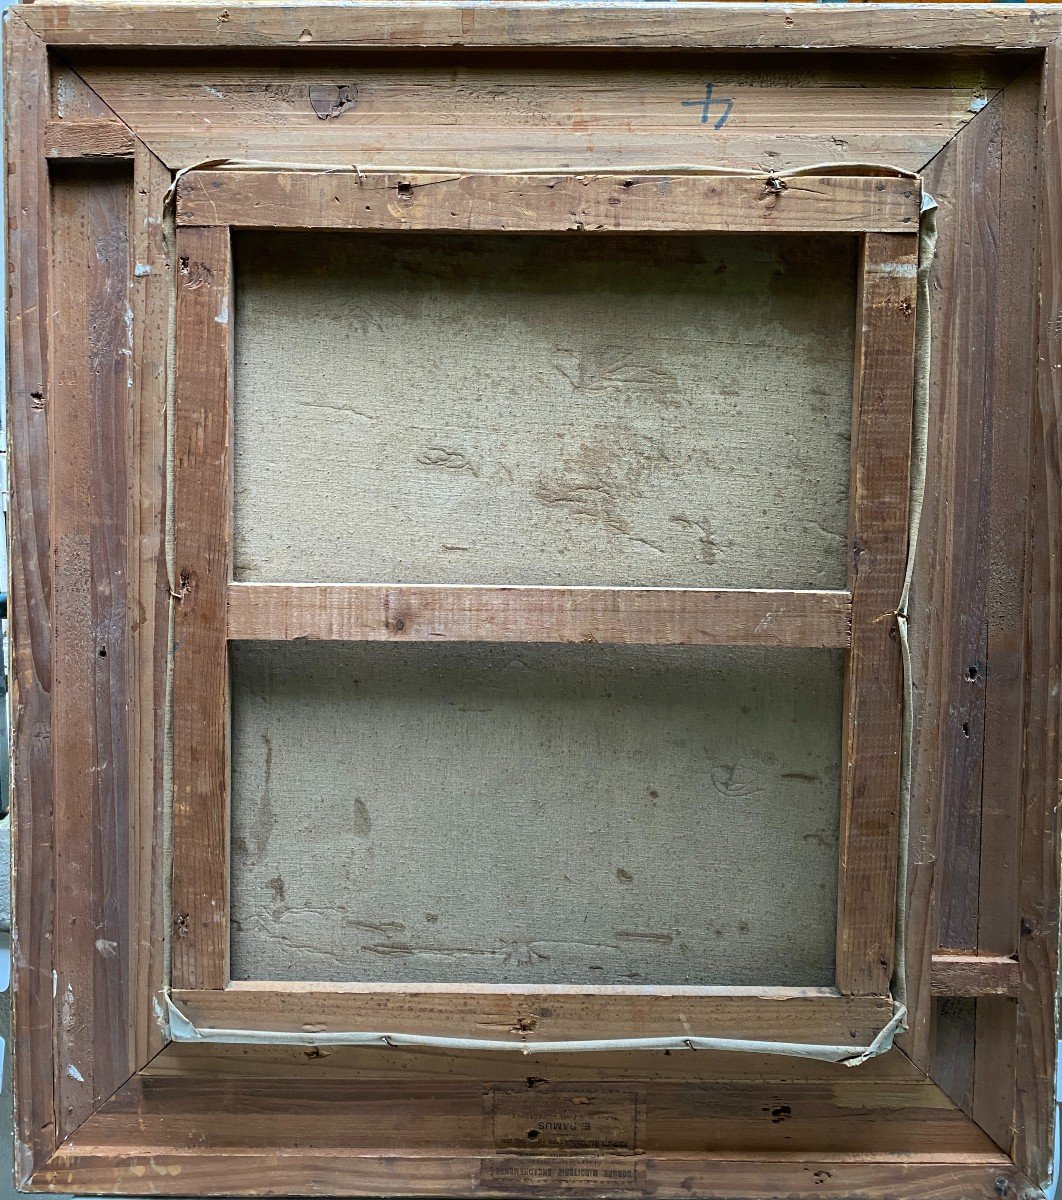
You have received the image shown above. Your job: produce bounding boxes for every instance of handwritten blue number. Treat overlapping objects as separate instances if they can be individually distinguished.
[681,83,734,130]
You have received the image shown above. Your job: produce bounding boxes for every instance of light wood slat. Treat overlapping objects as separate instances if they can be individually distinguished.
[71,60,1003,179]
[930,954,1021,999]
[171,226,233,992]
[44,117,134,160]
[227,583,852,648]
[835,233,918,996]
[20,4,1062,52]
[128,140,174,1071]
[178,171,920,234]
[174,985,890,1045]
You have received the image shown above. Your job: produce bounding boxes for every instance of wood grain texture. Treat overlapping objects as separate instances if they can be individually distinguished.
[172,225,232,991]
[44,117,133,159]
[1014,39,1062,1190]
[912,89,1002,1148]
[33,1154,1029,1200]
[930,955,1021,998]
[46,1065,1005,1165]
[933,102,1000,959]
[933,998,977,1116]
[35,1048,1015,1199]
[4,12,56,1185]
[973,67,1042,1164]
[145,1032,941,1084]
[175,986,891,1046]
[50,157,134,1145]
[178,170,921,234]
[228,584,852,648]
[900,96,999,1072]
[19,5,1062,51]
[50,59,114,120]
[69,55,1012,176]
[835,234,917,996]
[128,140,172,1068]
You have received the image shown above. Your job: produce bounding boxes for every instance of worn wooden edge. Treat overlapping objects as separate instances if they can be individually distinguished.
[4,9,57,1186]
[30,1128,1027,1200]
[5,22,182,1181]
[171,225,232,991]
[177,170,921,234]
[16,4,1062,52]
[835,233,917,996]
[172,986,892,1045]
[227,584,853,648]
[930,954,1021,998]
[44,117,133,159]
[50,106,137,1149]
[966,64,1043,1163]
[1013,37,1062,1191]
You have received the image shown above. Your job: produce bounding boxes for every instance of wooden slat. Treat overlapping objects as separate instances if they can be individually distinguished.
[50,155,135,1146]
[71,58,1007,177]
[37,1054,1014,1197]
[145,1033,940,1084]
[227,584,852,648]
[20,4,1062,52]
[44,117,133,160]
[930,954,1021,998]
[972,67,1042,1162]
[178,170,920,234]
[1014,39,1062,1190]
[911,90,1002,1117]
[128,140,173,1068]
[4,14,56,1185]
[175,984,889,1046]
[900,95,1000,1075]
[171,226,232,991]
[52,1068,1002,1161]
[933,107,999,958]
[835,234,918,995]
[34,1152,1023,1200]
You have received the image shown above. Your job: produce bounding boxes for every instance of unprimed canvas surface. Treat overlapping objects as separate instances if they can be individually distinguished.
[232,231,856,589]
[230,643,844,987]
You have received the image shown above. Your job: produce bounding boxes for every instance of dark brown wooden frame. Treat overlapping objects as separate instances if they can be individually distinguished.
[5,6,1060,1197]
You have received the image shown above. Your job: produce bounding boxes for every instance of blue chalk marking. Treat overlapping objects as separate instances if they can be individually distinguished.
[681,84,734,130]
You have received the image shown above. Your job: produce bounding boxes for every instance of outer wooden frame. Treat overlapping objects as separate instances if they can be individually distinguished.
[6,7,1060,1198]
